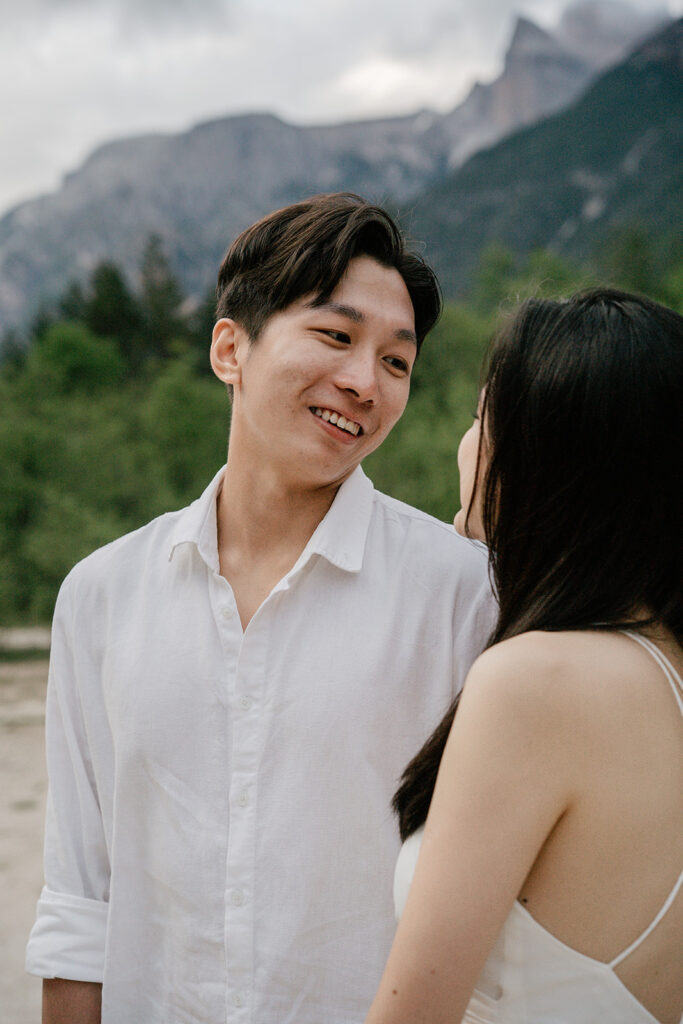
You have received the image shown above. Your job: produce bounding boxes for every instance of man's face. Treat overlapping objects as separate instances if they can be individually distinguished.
[213,255,417,492]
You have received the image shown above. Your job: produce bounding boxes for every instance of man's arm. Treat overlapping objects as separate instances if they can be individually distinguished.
[450,538,497,694]
[43,979,102,1024]
[26,576,110,991]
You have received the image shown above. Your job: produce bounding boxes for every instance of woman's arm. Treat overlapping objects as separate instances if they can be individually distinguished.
[365,637,579,1024]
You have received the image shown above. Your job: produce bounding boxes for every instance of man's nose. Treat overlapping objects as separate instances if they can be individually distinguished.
[336,351,379,403]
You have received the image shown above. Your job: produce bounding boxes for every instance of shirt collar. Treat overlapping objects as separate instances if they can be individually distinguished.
[168,464,375,576]
[298,465,374,575]
[169,466,224,573]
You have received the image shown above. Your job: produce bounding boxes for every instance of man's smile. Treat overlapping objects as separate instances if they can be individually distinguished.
[311,406,363,437]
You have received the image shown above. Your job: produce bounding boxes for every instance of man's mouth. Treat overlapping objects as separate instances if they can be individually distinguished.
[311,406,362,437]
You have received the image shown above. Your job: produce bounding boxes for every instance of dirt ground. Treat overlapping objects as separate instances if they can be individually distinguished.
[0,659,49,1023]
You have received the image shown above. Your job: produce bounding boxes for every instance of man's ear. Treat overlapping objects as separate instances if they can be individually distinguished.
[210,319,248,389]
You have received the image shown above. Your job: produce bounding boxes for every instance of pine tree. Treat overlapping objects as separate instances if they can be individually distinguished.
[85,262,143,371]
[138,234,187,359]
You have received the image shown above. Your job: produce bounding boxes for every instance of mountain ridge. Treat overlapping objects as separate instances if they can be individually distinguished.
[0,2,671,330]
[407,17,683,295]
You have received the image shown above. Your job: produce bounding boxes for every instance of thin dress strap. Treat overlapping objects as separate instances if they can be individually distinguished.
[621,630,683,716]
[608,630,683,969]
[609,872,683,968]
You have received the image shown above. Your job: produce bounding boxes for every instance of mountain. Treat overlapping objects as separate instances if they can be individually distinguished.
[408,18,683,297]
[0,1,664,332]
[435,17,593,169]
[0,110,453,330]
[431,0,669,169]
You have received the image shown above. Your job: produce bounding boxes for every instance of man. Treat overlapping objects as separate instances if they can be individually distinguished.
[27,193,494,1023]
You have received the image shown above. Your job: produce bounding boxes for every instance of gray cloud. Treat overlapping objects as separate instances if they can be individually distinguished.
[0,0,679,215]
[116,0,233,36]
[0,0,234,34]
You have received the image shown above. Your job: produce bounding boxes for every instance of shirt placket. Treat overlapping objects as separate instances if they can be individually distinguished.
[211,574,271,1022]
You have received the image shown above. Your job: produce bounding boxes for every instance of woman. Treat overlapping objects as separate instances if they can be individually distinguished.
[365,289,683,1024]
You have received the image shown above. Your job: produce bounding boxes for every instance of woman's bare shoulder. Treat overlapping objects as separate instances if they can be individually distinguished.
[466,630,597,694]
[466,628,681,722]
[455,633,592,751]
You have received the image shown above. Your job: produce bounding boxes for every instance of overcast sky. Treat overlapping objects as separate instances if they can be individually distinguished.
[0,0,678,217]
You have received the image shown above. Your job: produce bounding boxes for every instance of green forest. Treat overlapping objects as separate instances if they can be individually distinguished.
[2,229,682,623]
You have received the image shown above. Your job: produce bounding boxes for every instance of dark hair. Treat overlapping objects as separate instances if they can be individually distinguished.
[394,288,683,840]
[215,192,441,347]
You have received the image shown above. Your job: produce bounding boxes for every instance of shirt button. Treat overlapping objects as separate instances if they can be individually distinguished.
[221,606,233,620]
[238,789,249,807]
[233,993,244,1008]
[231,888,245,906]
[238,695,251,710]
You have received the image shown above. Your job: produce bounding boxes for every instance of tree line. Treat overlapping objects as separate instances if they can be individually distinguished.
[1,228,681,623]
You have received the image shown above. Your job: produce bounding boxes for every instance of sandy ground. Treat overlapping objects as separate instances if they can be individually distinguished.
[0,659,49,1023]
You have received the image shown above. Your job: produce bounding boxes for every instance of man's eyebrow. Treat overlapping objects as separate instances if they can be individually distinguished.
[394,328,418,345]
[307,300,417,344]
[307,300,364,323]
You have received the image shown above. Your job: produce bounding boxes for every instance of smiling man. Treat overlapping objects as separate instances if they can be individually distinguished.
[27,193,494,1024]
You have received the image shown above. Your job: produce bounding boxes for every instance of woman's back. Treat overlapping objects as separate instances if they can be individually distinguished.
[386,628,683,1024]
[479,629,682,1022]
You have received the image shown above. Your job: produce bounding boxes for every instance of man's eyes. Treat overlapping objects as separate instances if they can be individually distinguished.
[383,355,410,374]
[315,328,351,344]
[313,329,411,375]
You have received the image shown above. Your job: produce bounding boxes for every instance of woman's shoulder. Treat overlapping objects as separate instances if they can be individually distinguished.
[452,629,682,814]
[458,633,589,748]
[471,626,665,676]
[466,628,682,727]
[467,630,598,693]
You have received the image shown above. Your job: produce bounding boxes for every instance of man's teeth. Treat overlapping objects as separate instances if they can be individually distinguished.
[313,407,361,436]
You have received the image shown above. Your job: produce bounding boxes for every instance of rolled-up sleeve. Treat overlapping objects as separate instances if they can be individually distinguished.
[25,576,110,981]
[26,887,108,980]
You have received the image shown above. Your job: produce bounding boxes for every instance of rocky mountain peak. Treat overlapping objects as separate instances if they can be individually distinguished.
[0,3,674,334]
[505,16,575,68]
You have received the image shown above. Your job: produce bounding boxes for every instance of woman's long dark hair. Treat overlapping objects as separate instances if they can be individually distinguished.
[395,288,683,840]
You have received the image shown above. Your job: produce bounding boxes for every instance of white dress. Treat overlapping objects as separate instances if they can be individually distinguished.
[393,632,683,1024]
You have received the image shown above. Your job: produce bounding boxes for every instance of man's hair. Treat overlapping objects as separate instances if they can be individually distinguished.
[215,192,441,348]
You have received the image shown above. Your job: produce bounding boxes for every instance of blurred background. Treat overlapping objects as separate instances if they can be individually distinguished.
[1,0,681,1017]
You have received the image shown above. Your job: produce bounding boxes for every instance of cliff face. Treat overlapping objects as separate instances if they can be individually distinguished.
[408,18,683,296]
[440,17,593,168]
[0,2,671,329]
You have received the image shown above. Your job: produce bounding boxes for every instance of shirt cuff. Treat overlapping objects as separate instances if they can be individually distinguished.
[25,886,108,982]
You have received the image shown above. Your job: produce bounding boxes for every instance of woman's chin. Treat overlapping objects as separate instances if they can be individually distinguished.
[454,509,486,542]
[453,509,467,537]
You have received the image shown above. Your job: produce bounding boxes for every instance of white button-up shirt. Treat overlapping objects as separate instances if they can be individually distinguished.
[26,465,494,1023]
